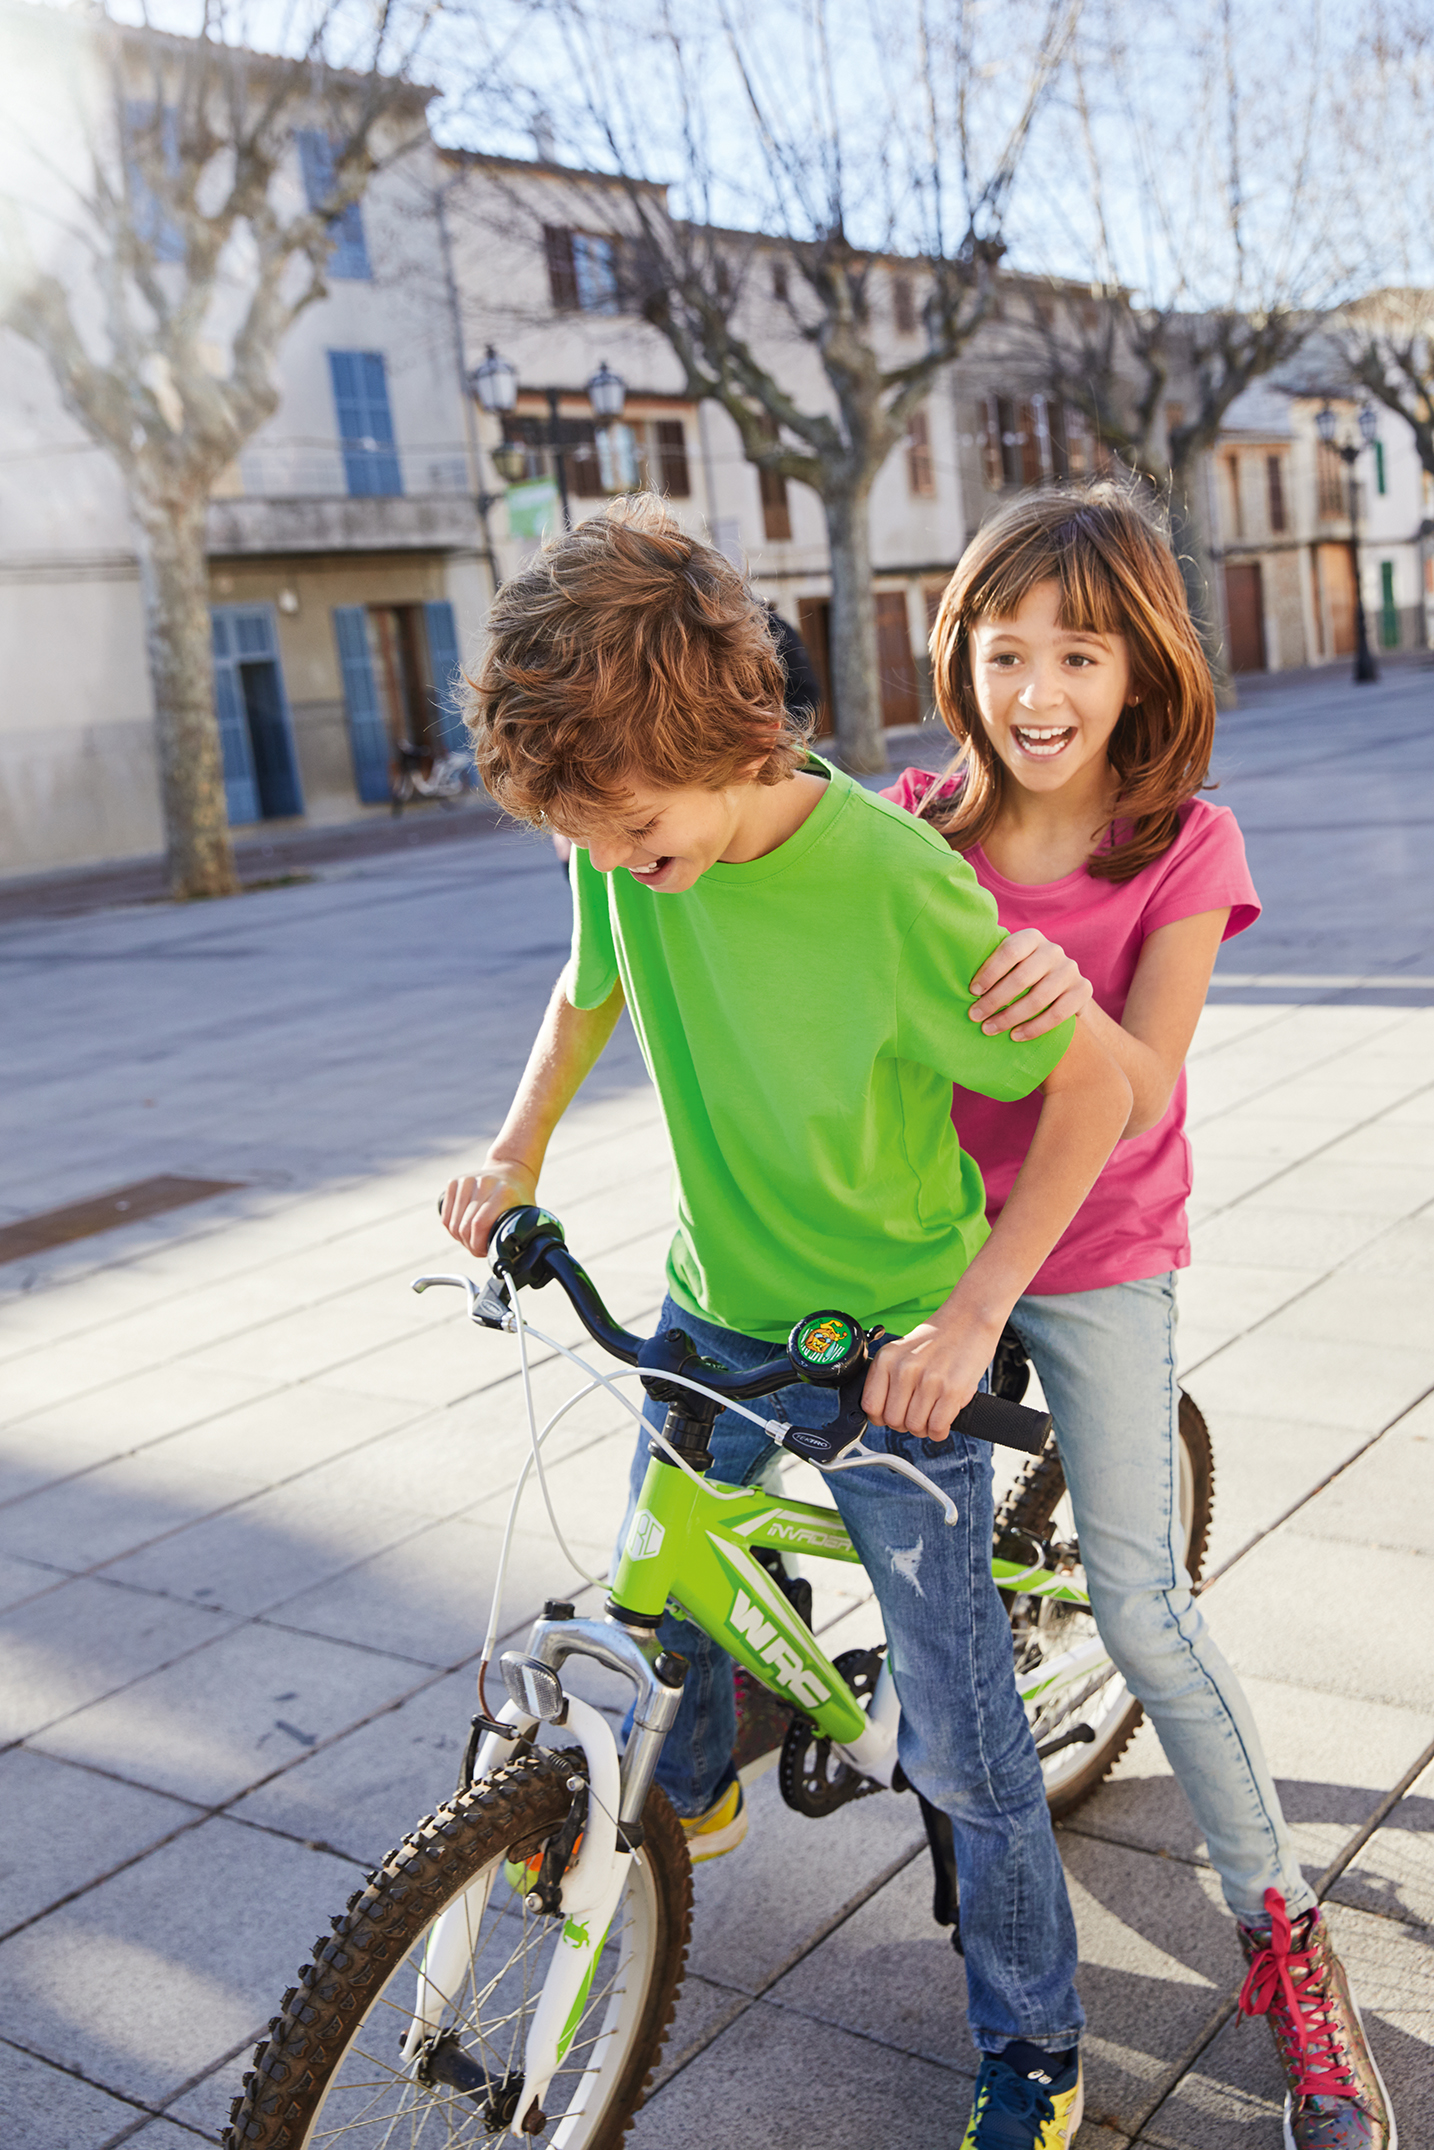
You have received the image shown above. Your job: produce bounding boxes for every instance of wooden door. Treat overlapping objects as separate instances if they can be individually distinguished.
[1318,544,1357,656]
[876,590,921,727]
[1223,562,1266,673]
[796,597,832,736]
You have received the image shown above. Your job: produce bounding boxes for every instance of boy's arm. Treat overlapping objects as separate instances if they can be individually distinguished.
[441,964,626,1256]
[862,1020,1132,1440]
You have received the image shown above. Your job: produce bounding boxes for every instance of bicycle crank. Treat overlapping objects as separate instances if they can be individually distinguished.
[778,1646,888,1817]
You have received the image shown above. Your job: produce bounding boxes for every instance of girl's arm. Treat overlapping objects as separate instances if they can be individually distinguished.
[970,910,1229,1137]
[863,1018,1133,1439]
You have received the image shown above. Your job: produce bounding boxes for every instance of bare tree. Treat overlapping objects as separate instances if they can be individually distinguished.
[0,3,437,898]
[997,0,1348,693]
[470,0,1075,772]
[1327,10,1434,475]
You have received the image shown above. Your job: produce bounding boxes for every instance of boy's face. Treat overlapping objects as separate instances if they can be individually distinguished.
[555,771,762,895]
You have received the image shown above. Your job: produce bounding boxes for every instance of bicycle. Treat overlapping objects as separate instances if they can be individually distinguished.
[390,741,472,815]
[224,1204,1213,2150]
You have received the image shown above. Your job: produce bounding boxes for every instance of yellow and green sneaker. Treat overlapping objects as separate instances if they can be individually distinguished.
[679,1779,748,1863]
[959,2048,1083,2147]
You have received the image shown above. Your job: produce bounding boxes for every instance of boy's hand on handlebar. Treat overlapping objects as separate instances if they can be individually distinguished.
[861,1311,1004,1441]
[968,929,1092,1043]
[440,1158,537,1257]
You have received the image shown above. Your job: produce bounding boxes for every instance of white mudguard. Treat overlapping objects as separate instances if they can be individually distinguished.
[512,1694,626,2135]
[400,1699,535,2064]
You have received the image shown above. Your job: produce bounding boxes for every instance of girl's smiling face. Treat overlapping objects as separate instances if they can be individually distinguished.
[969,578,1133,797]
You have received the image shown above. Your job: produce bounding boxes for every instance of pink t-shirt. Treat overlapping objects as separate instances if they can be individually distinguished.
[880,769,1260,1295]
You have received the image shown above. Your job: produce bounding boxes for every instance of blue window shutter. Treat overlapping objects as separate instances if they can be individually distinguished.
[1375,440,1387,495]
[125,101,184,263]
[333,606,390,802]
[423,601,467,754]
[210,615,260,824]
[297,129,371,280]
[328,351,401,496]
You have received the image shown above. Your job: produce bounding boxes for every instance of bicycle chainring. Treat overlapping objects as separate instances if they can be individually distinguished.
[778,1646,886,1818]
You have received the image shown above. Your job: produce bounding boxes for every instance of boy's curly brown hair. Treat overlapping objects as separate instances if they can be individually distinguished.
[464,495,811,828]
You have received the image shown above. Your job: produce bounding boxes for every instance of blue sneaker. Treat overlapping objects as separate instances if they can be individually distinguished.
[959,2049,1084,2147]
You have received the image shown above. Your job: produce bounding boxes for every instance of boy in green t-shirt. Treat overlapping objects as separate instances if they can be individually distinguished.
[444,498,1131,2147]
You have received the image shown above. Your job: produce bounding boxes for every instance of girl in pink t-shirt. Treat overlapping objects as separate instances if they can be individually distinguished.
[885,484,1392,2150]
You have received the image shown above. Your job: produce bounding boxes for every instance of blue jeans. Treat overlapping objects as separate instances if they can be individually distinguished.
[619,1296,1084,2055]
[1010,1273,1314,1925]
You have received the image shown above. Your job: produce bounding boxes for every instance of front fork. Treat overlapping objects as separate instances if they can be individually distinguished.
[404,1614,686,2138]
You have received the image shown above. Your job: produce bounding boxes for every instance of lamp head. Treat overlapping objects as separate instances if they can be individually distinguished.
[492,437,529,484]
[586,360,626,420]
[471,345,518,415]
[1315,401,1337,446]
[1359,400,1379,445]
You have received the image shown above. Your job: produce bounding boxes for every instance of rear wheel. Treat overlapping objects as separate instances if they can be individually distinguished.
[997,1391,1215,1819]
[224,1749,691,2150]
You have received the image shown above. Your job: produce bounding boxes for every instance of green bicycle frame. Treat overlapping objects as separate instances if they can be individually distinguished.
[610,1449,871,1746]
[609,1446,1095,1750]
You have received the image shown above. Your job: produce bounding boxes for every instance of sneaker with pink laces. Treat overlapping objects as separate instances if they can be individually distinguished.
[1238,1889,1396,2148]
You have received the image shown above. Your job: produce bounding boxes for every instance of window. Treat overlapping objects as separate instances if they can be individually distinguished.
[124,102,184,263]
[543,226,621,313]
[328,351,402,496]
[332,600,465,802]
[566,420,604,498]
[772,257,789,303]
[597,422,640,492]
[1375,439,1387,495]
[297,131,371,280]
[1226,453,1243,540]
[981,395,1004,488]
[906,407,935,497]
[1267,455,1287,533]
[759,464,792,542]
[1380,560,1399,647]
[1317,441,1347,519]
[892,275,917,335]
[652,418,690,497]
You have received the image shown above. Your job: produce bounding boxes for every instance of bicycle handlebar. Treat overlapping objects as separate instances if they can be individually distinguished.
[427,1202,1052,1459]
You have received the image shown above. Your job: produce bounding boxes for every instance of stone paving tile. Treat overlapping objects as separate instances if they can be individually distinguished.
[1327,1755,1434,1930]
[1174,1260,1318,1346]
[1258,1264,1434,1353]
[628,1997,977,2150]
[29,1618,429,1806]
[0,1364,279,1498]
[1135,1899,1431,2149]
[264,1511,611,1665]
[139,1379,428,1485]
[93,1477,442,1621]
[1178,1327,1433,1436]
[0,1452,263,1573]
[0,2040,155,2150]
[0,1548,63,1612]
[1062,1671,1434,1900]
[1285,1397,1434,1555]
[1203,1532,1434,1715]
[1191,1411,1384,1572]
[0,1749,203,1938]
[1188,1203,1397,1275]
[0,1579,236,1747]
[0,1816,362,2112]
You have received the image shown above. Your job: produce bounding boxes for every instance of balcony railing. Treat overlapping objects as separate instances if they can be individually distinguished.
[232,439,471,501]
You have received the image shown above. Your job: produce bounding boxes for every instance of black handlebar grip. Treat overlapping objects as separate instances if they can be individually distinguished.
[950,1391,1052,1456]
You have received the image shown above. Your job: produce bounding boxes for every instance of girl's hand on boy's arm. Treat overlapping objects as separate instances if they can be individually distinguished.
[968,929,1092,1042]
[860,1305,1006,1441]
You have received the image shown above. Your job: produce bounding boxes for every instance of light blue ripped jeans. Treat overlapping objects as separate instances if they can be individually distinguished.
[1010,1271,1314,1925]
[618,1294,1084,2058]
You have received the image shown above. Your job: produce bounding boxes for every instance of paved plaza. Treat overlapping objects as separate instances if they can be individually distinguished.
[1,663,1432,2148]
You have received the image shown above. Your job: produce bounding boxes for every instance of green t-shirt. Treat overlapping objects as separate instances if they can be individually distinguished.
[568,759,1073,1344]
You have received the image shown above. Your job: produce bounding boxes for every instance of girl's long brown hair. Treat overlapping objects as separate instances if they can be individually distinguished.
[925,481,1216,881]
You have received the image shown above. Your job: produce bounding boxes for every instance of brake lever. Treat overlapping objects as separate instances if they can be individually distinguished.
[411,1272,515,1331]
[808,1437,959,1527]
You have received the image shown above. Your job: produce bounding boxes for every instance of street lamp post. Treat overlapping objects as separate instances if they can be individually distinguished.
[1316,400,1380,685]
[470,348,627,533]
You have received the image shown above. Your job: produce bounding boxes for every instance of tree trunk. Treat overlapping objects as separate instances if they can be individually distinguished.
[132,487,240,899]
[1168,464,1237,711]
[824,483,887,774]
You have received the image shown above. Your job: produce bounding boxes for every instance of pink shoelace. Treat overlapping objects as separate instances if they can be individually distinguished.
[1238,1887,1357,2101]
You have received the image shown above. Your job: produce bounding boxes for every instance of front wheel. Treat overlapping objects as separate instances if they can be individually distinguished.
[997,1391,1215,1819]
[224,1750,691,2150]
